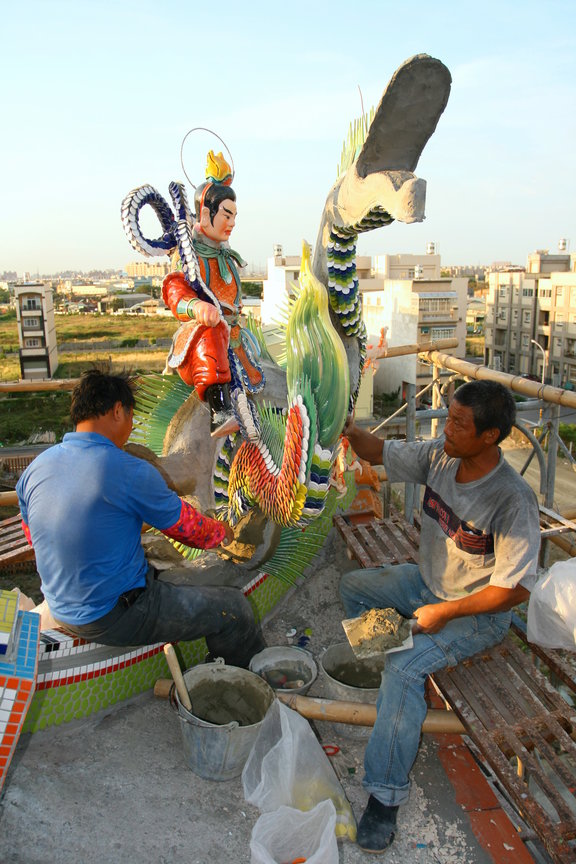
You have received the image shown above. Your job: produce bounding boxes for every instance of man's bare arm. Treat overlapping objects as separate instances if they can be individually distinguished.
[414,584,529,633]
[344,418,387,468]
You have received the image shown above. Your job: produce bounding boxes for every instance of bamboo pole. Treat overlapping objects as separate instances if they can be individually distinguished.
[0,379,79,393]
[369,338,458,360]
[152,680,466,733]
[424,351,576,409]
[0,491,18,506]
[277,692,465,734]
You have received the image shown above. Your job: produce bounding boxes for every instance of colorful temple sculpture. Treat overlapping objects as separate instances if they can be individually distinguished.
[16,54,452,732]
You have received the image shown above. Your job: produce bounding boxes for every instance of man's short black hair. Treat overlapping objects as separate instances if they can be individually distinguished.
[70,367,136,425]
[452,380,516,444]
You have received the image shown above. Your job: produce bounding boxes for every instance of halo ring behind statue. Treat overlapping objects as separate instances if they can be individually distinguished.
[180,127,235,189]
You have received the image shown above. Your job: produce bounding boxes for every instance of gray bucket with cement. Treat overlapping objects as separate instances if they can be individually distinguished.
[175,663,275,781]
[320,641,384,739]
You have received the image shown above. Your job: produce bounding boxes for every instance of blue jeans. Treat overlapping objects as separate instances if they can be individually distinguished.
[57,566,266,669]
[339,564,510,806]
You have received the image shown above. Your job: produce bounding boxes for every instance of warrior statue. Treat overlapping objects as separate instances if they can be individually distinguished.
[161,151,264,435]
[121,54,452,581]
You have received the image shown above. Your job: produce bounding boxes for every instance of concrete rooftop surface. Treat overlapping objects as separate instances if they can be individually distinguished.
[0,528,545,864]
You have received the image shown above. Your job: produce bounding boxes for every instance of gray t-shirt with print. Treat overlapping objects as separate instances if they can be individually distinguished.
[382,438,541,600]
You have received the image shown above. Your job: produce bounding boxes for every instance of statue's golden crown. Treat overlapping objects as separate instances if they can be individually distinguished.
[205,150,233,186]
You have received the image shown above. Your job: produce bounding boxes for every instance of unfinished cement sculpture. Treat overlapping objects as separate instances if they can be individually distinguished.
[122,53,452,582]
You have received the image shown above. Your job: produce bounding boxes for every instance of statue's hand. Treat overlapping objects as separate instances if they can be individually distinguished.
[194,300,221,327]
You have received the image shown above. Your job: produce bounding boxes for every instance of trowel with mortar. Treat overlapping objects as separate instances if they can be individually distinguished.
[342,608,418,659]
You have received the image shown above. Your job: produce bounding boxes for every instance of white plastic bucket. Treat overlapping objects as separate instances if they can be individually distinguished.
[175,663,275,781]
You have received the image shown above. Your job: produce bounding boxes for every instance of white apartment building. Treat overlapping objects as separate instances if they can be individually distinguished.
[14,283,59,379]
[362,266,467,400]
[484,246,576,388]
[261,245,468,407]
[261,244,373,325]
[373,243,441,281]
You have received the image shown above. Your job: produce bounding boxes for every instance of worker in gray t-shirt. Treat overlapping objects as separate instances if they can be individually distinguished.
[340,380,540,855]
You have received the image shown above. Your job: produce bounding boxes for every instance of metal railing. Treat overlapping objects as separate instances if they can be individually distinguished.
[370,351,576,523]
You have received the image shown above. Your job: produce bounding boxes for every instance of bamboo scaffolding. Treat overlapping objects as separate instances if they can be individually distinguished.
[151,680,466,734]
[423,350,576,409]
[0,492,18,506]
[277,692,466,734]
[0,379,80,393]
[368,337,458,359]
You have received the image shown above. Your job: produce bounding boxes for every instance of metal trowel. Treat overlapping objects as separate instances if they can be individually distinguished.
[342,608,415,660]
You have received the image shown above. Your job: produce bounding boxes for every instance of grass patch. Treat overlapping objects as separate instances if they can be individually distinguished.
[0,311,179,359]
[0,392,73,445]
[54,314,178,342]
[0,312,178,383]
[0,346,173,445]
[53,347,169,379]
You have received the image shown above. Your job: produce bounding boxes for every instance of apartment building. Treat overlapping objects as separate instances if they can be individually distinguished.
[14,283,58,379]
[484,246,576,388]
[261,245,467,407]
[362,255,467,400]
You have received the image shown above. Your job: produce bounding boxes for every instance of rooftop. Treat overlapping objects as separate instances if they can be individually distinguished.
[0,527,551,864]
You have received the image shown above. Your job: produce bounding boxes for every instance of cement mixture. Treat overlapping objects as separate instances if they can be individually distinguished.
[342,608,412,658]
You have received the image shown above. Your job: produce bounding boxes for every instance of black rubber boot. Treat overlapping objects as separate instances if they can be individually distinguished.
[356,795,399,853]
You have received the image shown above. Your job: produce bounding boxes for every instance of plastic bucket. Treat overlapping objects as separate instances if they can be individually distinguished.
[319,641,384,739]
[249,646,318,696]
[175,663,275,781]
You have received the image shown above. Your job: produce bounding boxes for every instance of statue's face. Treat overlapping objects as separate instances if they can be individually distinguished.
[200,199,237,243]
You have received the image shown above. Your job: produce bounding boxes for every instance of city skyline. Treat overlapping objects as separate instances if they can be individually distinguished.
[1,1,575,276]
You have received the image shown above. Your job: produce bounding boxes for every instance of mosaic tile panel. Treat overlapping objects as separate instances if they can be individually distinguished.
[0,602,40,791]
[0,589,19,656]
[24,637,204,733]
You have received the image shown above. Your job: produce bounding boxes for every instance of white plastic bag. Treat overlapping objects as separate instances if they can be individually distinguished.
[250,800,338,864]
[527,559,576,649]
[242,700,356,841]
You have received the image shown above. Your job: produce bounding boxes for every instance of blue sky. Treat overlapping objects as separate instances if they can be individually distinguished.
[1,0,575,275]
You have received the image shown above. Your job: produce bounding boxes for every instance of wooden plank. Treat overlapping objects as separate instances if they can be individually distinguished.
[0,514,34,566]
[504,641,576,722]
[0,545,34,565]
[435,647,576,859]
[539,505,576,538]
[437,663,576,860]
[370,522,407,564]
[356,524,390,567]
[511,624,576,697]
[333,516,372,568]
[383,519,419,562]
